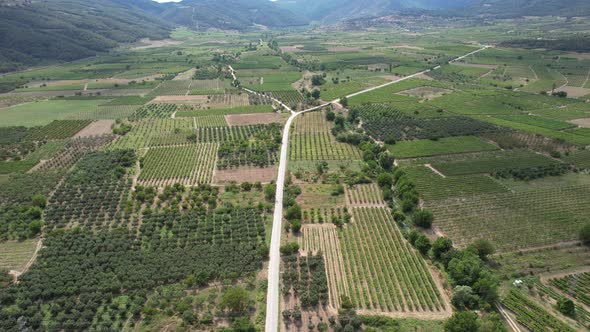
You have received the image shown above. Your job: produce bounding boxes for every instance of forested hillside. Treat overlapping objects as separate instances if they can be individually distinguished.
[161,0,307,31]
[462,0,590,17]
[275,0,590,21]
[0,0,172,72]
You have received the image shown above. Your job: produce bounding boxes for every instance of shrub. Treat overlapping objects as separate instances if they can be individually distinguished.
[412,209,433,228]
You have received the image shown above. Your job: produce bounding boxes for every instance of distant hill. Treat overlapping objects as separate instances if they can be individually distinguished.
[275,0,590,21]
[0,0,172,72]
[161,0,307,31]
[0,0,307,72]
[461,0,590,18]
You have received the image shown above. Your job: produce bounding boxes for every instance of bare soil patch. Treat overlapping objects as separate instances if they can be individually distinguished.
[564,52,590,60]
[279,45,304,53]
[453,62,498,69]
[328,46,361,52]
[390,44,425,50]
[397,86,452,99]
[225,113,284,126]
[132,38,182,50]
[152,95,208,103]
[417,73,434,81]
[173,68,196,81]
[557,86,590,98]
[213,166,277,184]
[74,120,115,138]
[382,75,402,81]
[569,118,590,128]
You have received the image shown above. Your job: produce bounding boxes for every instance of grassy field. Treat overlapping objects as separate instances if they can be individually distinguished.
[0,100,105,126]
[388,136,498,158]
[0,239,38,271]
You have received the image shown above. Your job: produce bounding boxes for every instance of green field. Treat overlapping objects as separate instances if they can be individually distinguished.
[388,136,498,158]
[0,100,105,126]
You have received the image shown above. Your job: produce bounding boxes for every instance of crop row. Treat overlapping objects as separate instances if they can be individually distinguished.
[193,115,228,127]
[339,207,446,313]
[25,120,92,140]
[302,207,346,224]
[109,119,194,149]
[432,149,562,176]
[427,184,590,250]
[69,105,140,120]
[300,225,349,309]
[133,103,177,118]
[524,278,590,326]
[196,124,281,143]
[403,166,509,201]
[217,140,278,169]
[502,289,575,332]
[345,183,386,207]
[355,104,500,141]
[282,254,329,309]
[139,144,218,186]
[290,112,362,161]
[35,135,116,172]
[550,272,590,307]
[45,150,135,230]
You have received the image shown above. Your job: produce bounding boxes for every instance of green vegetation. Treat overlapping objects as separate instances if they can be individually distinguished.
[0,100,106,127]
[388,136,498,158]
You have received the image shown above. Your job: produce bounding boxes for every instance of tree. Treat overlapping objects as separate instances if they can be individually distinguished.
[468,239,495,260]
[231,317,256,332]
[451,286,478,310]
[415,235,431,255]
[377,173,393,188]
[220,287,250,314]
[291,220,302,233]
[31,194,47,208]
[412,209,433,228]
[472,275,498,308]
[378,152,395,170]
[286,204,302,221]
[264,183,276,202]
[340,96,348,107]
[444,311,478,332]
[311,75,326,86]
[580,223,590,245]
[478,313,506,332]
[280,242,300,255]
[28,220,43,236]
[311,89,321,100]
[447,251,484,286]
[432,237,453,260]
[556,298,575,317]
[325,110,336,121]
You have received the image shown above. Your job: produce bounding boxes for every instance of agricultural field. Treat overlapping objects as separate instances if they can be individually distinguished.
[2,16,590,332]
[0,239,39,272]
[138,144,218,186]
[289,111,362,161]
[329,207,448,316]
[24,120,92,140]
[109,118,194,149]
[345,183,386,207]
[0,100,106,126]
[430,149,562,176]
[388,136,498,158]
[427,184,590,250]
[403,166,509,201]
